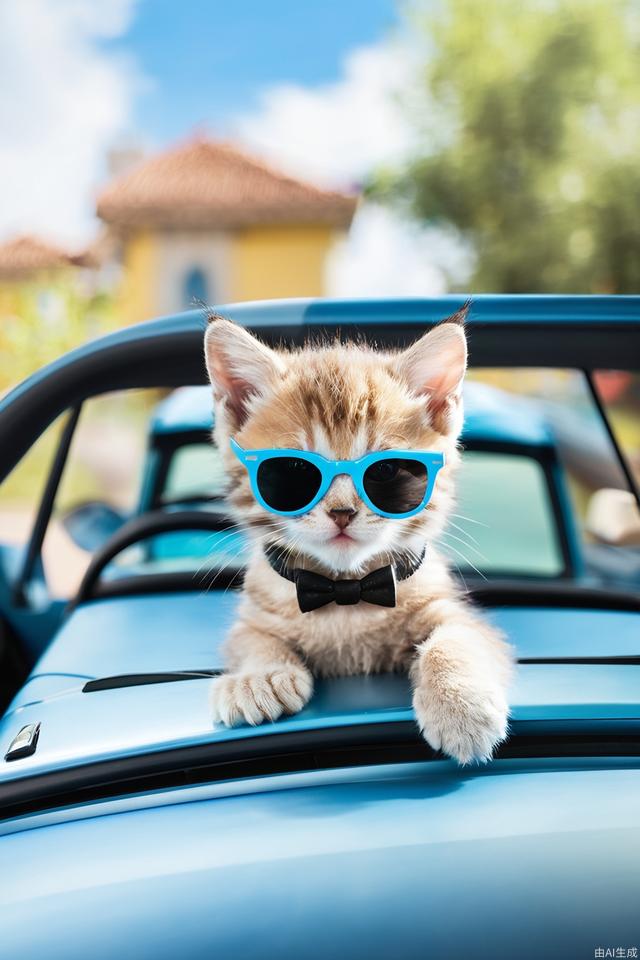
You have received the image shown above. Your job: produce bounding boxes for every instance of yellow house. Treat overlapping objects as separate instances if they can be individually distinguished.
[96,138,357,323]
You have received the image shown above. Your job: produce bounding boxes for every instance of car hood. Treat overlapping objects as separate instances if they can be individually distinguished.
[1,593,639,785]
[2,755,640,960]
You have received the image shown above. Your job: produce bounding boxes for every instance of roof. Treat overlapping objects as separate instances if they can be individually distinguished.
[0,235,79,281]
[150,382,555,448]
[96,139,358,230]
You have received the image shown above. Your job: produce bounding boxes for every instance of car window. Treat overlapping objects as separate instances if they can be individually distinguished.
[0,415,65,565]
[466,368,638,590]
[444,451,563,578]
[41,389,161,597]
[162,442,227,502]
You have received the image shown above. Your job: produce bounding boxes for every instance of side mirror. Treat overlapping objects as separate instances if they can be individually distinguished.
[586,488,640,547]
[61,501,127,553]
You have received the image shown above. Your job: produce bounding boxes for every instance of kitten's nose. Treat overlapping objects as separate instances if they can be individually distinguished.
[327,507,358,530]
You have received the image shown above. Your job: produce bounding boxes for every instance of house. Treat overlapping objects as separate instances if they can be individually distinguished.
[96,138,357,322]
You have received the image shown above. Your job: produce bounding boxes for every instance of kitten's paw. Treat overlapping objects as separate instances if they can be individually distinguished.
[211,666,313,727]
[413,674,509,765]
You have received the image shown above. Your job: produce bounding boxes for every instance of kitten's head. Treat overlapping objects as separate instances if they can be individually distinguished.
[204,309,468,574]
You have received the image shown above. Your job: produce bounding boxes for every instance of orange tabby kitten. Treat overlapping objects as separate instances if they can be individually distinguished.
[204,310,514,764]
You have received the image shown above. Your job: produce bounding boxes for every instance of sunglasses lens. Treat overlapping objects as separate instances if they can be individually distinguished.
[363,458,428,515]
[257,457,323,513]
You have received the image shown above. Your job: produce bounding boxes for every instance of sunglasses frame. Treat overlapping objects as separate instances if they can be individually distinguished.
[230,438,445,519]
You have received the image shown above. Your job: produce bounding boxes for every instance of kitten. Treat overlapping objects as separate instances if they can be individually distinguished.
[203,309,514,764]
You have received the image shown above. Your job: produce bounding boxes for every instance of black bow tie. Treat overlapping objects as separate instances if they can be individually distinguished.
[293,565,397,613]
[264,543,426,613]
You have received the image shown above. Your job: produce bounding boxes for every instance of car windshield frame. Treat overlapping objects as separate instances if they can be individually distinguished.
[1,297,639,608]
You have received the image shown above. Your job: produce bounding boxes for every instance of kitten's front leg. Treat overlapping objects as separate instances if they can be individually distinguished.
[410,604,514,764]
[211,625,313,727]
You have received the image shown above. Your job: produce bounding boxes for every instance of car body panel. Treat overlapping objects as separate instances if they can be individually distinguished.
[2,759,640,960]
[1,594,639,783]
[9,595,640,690]
[2,665,640,785]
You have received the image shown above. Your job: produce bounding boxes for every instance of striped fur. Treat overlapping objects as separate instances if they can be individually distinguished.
[204,314,514,764]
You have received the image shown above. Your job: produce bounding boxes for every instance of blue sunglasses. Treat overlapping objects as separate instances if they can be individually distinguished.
[230,438,445,519]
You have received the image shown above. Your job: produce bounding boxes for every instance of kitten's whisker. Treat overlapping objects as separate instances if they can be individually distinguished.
[450,512,490,529]
[446,518,481,547]
[197,539,254,593]
[193,527,247,577]
[450,557,469,594]
[436,538,488,581]
[440,530,488,561]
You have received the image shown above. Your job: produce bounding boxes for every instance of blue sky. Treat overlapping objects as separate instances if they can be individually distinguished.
[1,0,447,295]
[108,0,399,145]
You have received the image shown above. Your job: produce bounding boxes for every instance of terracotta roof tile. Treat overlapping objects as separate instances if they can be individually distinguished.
[0,235,77,280]
[96,139,357,229]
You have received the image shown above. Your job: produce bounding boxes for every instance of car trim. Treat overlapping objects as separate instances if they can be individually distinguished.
[79,657,640,695]
[2,719,640,823]
[73,575,640,611]
[585,369,640,510]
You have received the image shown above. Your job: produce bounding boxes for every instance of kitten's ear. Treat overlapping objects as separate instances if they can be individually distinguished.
[396,311,468,434]
[204,317,285,428]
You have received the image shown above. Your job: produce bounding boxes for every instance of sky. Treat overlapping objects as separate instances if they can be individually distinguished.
[0,0,449,295]
[111,0,399,144]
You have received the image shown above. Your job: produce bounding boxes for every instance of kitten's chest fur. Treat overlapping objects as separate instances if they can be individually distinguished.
[238,551,454,677]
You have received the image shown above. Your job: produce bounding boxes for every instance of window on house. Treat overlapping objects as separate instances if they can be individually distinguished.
[183,267,210,307]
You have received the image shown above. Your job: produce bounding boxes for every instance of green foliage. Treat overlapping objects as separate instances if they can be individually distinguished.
[0,273,116,392]
[376,0,640,292]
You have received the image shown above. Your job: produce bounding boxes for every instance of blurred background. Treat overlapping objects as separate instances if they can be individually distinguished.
[4,0,640,387]
[1,0,639,593]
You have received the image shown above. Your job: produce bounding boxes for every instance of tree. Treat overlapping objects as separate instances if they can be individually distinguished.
[374,0,640,292]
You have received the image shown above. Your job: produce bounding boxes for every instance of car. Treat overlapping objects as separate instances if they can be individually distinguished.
[0,295,639,960]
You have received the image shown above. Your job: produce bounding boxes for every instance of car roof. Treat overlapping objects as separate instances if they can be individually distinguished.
[150,381,555,448]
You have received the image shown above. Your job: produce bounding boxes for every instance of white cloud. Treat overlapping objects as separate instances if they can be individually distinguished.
[0,0,139,248]
[327,204,447,297]
[235,42,457,296]
[236,44,416,193]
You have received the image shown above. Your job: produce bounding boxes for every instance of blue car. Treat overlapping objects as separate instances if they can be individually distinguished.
[0,296,639,959]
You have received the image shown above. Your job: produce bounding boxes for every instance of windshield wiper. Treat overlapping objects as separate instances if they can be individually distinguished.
[83,670,222,693]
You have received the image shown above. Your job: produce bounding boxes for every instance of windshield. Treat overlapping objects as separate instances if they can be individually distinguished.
[1,364,636,599]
